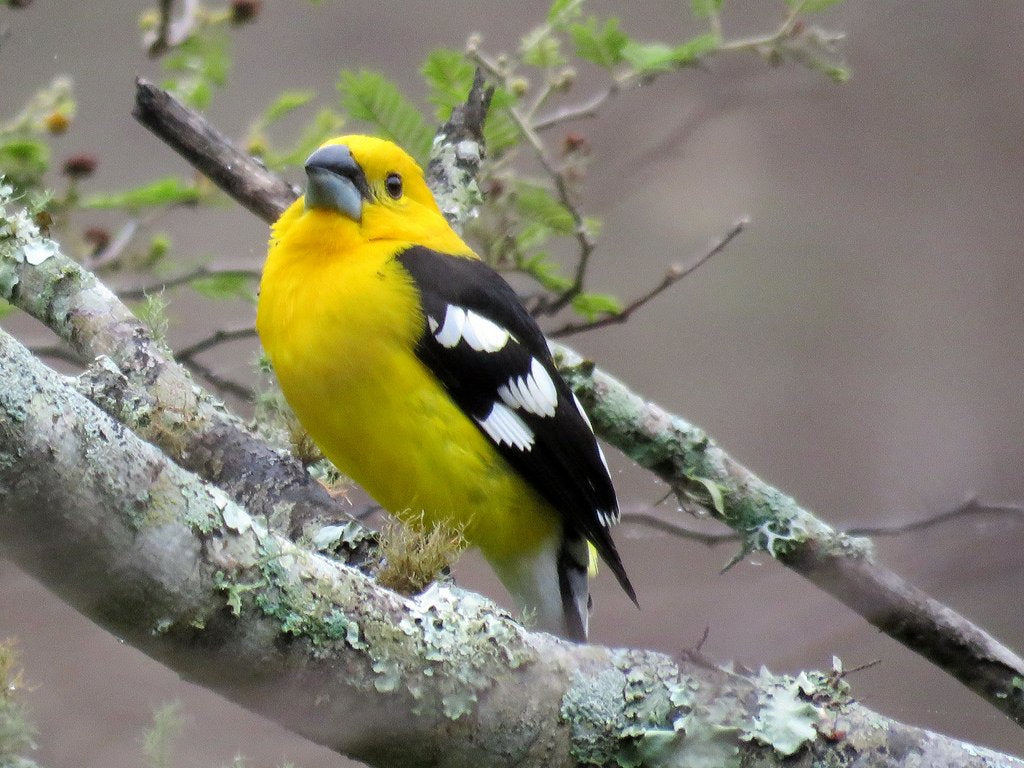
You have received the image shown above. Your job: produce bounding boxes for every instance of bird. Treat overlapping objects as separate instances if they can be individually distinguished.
[256,135,636,641]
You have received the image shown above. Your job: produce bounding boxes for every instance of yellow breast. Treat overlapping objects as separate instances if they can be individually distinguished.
[257,207,558,559]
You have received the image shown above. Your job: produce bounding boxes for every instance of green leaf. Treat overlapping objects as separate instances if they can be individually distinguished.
[622,41,675,72]
[622,33,719,73]
[421,48,476,120]
[521,26,565,69]
[190,271,256,302]
[787,0,844,12]
[514,182,574,235]
[337,70,433,165]
[815,62,850,83]
[0,138,50,192]
[673,32,720,63]
[547,0,584,25]
[691,0,724,18]
[515,221,552,253]
[186,78,213,109]
[82,177,201,210]
[0,298,15,320]
[164,29,231,85]
[523,252,572,292]
[483,88,522,156]
[571,291,622,321]
[265,107,347,170]
[262,89,316,124]
[569,17,628,68]
[688,474,726,516]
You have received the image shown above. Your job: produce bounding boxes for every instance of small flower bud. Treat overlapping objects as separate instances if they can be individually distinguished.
[562,132,590,156]
[62,153,98,179]
[230,0,261,24]
[44,111,71,134]
[83,226,111,253]
[554,67,576,91]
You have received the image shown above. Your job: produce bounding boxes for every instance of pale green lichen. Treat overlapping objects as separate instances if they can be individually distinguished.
[0,185,59,300]
[742,668,821,757]
[561,650,747,768]
[428,135,483,233]
[396,584,530,718]
[560,666,628,765]
[217,518,531,722]
[666,673,743,768]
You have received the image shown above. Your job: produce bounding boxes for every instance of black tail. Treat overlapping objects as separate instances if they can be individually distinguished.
[557,536,591,642]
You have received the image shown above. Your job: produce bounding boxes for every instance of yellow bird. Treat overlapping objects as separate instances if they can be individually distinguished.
[257,135,635,641]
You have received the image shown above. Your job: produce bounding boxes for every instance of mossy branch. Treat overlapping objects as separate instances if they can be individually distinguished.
[0,177,360,547]
[0,326,1017,768]
[128,77,1024,730]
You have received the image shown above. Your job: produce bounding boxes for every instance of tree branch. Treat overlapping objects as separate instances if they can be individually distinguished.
[621,495,1024,545]
[0,197,358,546]
[549,218,748,338]
[174,323,256,364]
[0,326,1016,767]
[133,78,298,223]
[124,78,1024,729]
[117,266,261,302]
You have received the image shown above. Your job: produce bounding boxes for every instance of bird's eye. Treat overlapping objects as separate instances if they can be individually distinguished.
[385,173,403,199]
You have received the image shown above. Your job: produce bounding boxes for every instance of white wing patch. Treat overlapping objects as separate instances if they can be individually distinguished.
[497,357,558,418]
[434,305,467,348]
[432,303,510,352]
[462,310,511,352]
[477,402,535,450]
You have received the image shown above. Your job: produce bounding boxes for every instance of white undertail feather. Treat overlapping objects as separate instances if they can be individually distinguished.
[492,534,590,641]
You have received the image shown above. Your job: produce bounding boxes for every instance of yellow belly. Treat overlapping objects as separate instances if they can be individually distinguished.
[257,220,558,560]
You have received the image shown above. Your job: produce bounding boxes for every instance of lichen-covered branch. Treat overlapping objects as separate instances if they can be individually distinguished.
[425,68,492,232]
[130,78,1024,728]
[0,187,359,547]
[133,78,297,223]
[0,327,1016,767]
[556,345,1024,728]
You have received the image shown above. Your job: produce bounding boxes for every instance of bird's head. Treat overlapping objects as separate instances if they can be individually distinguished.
[299,135,468,253]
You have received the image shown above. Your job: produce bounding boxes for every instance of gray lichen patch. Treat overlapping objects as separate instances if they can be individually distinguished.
[395,584,532,719]
[561,665,628,765]
[0,186,59,298]
[204,496,533,723]
[428,134,484,233]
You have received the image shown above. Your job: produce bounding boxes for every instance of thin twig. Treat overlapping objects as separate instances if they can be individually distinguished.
[506,103,595,314]
[147,0,199,57]
[182,357,255,401]
[84,218,140,272]
[621,496,1024,546]
[467,50,597,315]
[175,324,256,364]
[846,497,1024,538]
[118,266,261,302]
[533,76,634,132]
[549,218,748,338]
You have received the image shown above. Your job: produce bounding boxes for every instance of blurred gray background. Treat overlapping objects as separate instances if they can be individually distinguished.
[2,1,1023,765]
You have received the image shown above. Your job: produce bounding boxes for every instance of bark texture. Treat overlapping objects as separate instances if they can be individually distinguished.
[0,327,1017,768]
[127,78,1024,728]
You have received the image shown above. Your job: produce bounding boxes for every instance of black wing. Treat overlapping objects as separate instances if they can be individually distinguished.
[395,246,636,604]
